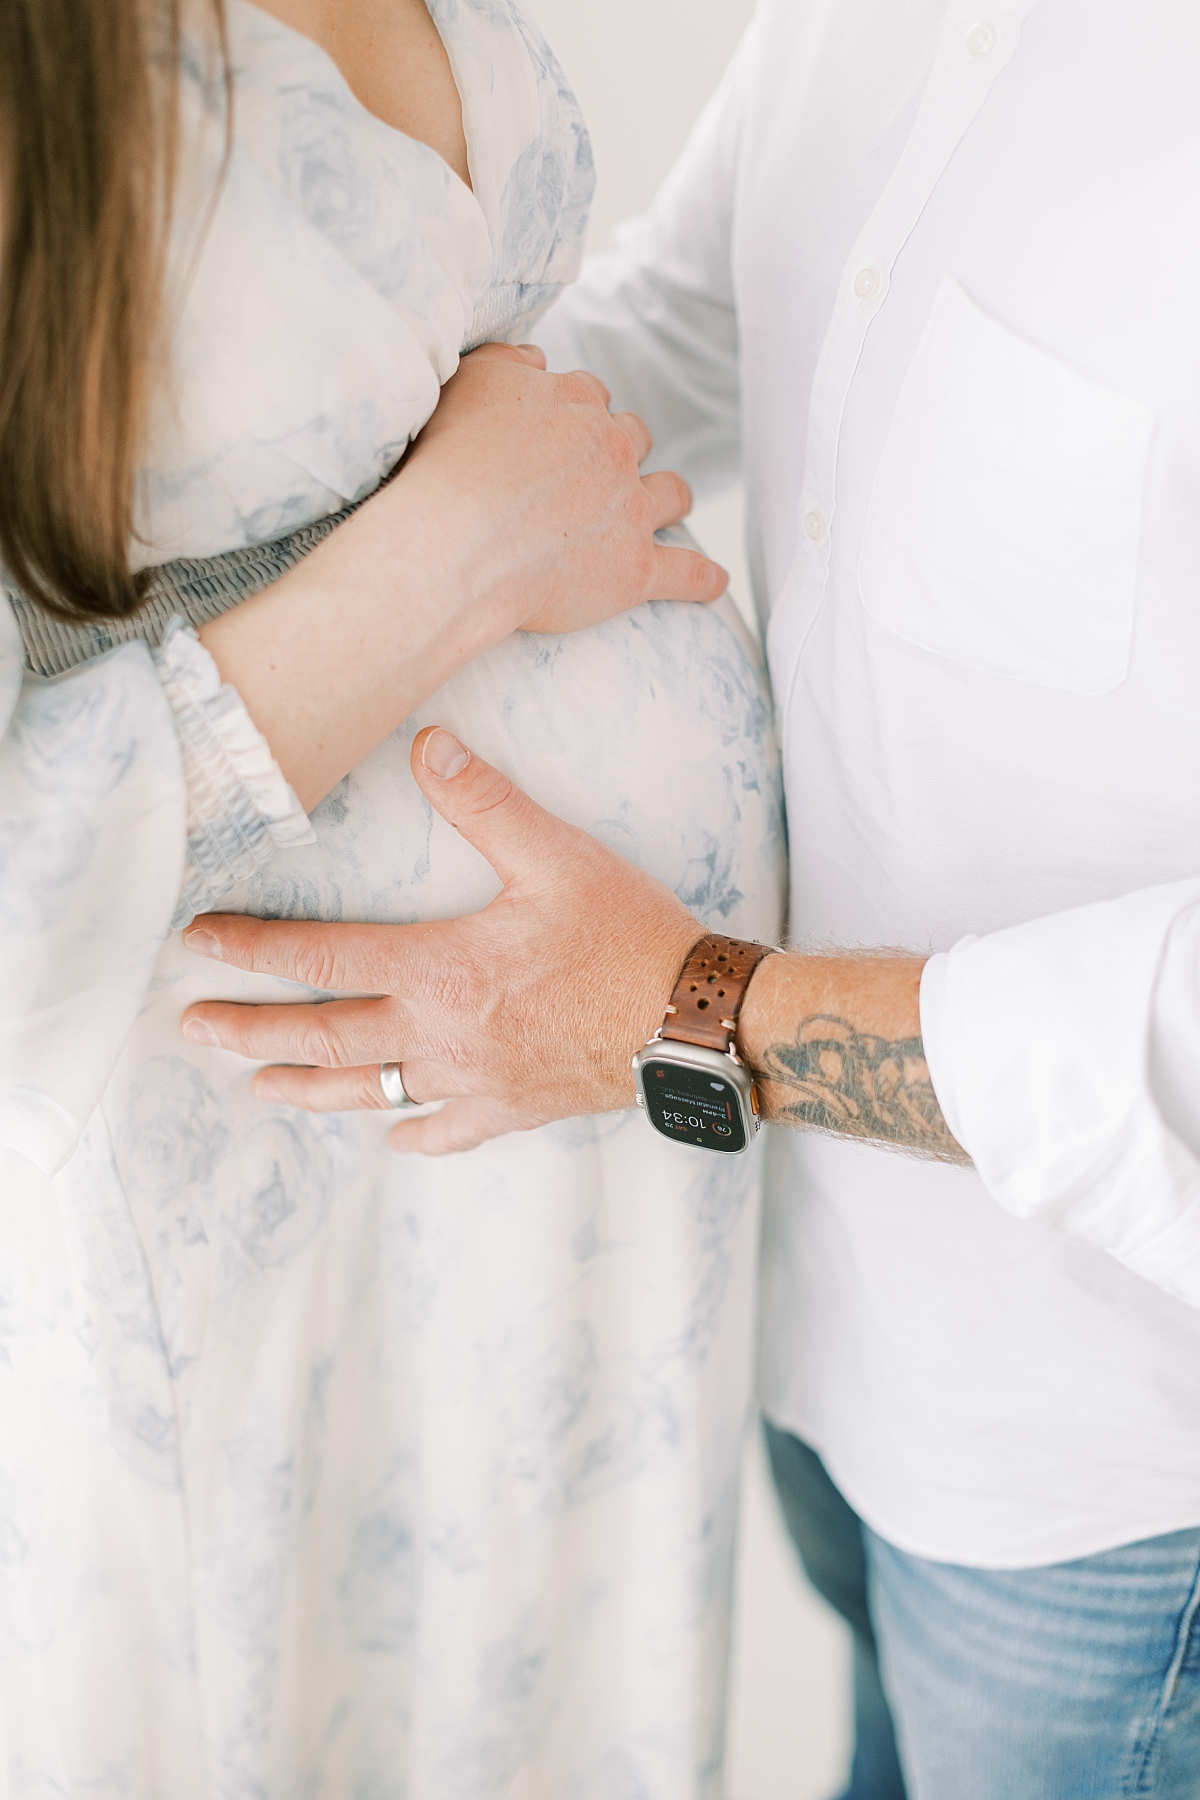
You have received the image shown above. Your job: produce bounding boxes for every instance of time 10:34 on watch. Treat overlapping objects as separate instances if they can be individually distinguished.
[632,934,774,1155]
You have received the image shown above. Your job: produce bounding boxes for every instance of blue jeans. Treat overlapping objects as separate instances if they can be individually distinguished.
[763,1422,1200,1800]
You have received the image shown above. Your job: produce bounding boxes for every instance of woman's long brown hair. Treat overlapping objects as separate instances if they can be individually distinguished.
[0,0,227,619]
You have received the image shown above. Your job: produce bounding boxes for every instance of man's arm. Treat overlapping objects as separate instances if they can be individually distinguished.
[534,16,759,496]
[741,952,965,1162]
[180,729,1200,1312]
[180,734,1200,1311]
[178,730,964,1165]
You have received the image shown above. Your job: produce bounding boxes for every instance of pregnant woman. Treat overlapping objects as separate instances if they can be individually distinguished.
[0,2,784,1794]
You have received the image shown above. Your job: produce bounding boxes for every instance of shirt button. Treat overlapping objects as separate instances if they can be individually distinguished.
[853,266,881,300]
[965,21,997,57]
[804,509,827,542]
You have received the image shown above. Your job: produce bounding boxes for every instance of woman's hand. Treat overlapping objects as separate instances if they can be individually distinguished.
[199,343,723,812]
[407,343,728,634]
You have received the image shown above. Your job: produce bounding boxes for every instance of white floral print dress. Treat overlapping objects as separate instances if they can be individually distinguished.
[0,4,785,1795]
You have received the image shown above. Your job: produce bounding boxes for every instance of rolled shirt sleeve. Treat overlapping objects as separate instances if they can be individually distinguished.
[920,880,1200,1308]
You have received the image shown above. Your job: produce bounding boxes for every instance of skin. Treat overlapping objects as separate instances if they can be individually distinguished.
[180,729,967,1164]
[252,0,474,189]
[199,345,724,810]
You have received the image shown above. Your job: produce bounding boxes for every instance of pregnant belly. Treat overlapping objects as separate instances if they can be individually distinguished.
[228,593,786,943]
[102,594,785,1292]
[123,593,786,1102]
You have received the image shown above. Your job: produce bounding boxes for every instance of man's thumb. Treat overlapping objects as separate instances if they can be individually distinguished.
[411,727,568,884]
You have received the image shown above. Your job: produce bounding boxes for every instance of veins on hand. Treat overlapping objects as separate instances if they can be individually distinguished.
[756,1015,967,1163]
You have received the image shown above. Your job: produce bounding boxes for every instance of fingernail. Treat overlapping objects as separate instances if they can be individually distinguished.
[421,728,470,779]
[254,1076,284,1102]
[182,1017,218,1046]
[183,927,222,960]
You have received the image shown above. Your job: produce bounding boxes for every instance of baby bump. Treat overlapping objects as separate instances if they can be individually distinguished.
[232,594,787,945]
[100,593,785,1398]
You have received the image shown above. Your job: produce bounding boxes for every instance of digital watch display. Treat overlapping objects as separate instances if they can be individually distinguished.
[633,934,773,1155]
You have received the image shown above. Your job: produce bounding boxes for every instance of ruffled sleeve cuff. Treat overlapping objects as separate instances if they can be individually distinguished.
[153,618,315,928]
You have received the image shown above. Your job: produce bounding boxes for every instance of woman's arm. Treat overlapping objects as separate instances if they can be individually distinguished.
[199,344,725,810]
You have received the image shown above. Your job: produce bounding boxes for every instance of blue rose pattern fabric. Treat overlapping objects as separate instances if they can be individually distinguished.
[0,4,786,1794]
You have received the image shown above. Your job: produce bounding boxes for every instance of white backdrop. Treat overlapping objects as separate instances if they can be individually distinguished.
[522,5,852,1796]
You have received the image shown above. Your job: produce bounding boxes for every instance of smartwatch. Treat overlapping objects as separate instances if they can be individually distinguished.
[632,933,774,1154]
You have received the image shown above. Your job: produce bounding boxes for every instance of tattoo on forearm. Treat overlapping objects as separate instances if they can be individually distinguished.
[755,1015,966,1162]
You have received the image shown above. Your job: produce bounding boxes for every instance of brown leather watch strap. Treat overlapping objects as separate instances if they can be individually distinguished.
[659,933,774,1054]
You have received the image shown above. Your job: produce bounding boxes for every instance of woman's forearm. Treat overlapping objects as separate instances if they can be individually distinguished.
[198,475,510,811]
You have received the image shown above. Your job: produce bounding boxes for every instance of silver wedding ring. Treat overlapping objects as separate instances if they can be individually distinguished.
[379,1062,420,1111]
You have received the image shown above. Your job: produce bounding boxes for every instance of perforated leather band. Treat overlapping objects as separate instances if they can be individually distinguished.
[659,933,774,1054]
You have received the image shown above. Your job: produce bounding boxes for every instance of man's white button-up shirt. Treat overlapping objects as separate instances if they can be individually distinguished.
[539,0,1200,1565]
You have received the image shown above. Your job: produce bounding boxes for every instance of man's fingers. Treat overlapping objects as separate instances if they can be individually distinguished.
[182,912,430,990]
[411,728,581,887]
[611,409,653,464]
[648,543,729,603]
[251,1059,462,1113]
[641,468,693,530]
[512,343,547,368]
[253,1062,394,1112]
[389,1097,535,1156]
[181,995,397,1067]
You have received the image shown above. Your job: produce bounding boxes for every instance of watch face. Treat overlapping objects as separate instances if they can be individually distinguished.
[641,1058,748,1153]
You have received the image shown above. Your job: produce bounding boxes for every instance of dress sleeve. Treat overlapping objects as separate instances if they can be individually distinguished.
[153,619,313,929]
[533,15,758,496]
[0,600,312,1177]
[920,882,1200,1309]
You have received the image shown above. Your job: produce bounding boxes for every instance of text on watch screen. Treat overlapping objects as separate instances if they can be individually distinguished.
[645,1062,746,1153]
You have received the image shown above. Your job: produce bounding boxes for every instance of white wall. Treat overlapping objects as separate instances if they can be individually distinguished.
[521,5,854,1795]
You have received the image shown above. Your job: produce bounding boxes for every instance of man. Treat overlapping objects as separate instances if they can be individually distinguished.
[182,2,1200,1792]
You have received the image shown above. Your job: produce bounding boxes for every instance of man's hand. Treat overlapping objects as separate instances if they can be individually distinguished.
[180,726,966,1163]
[180,727,702,1154]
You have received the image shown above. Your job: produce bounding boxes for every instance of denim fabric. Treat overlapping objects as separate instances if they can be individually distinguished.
[764,1423,906,1800]
[764,1420,1200,1800]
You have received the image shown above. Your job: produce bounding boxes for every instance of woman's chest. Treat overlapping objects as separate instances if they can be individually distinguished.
[139,0,593,567]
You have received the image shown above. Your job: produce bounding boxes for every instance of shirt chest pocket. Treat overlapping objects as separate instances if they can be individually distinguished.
[858,278,1155,695]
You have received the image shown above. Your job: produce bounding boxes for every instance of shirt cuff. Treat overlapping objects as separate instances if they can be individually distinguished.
[918,948,968,1149]
[919,886,1200,1308]
[153,619,315,928]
